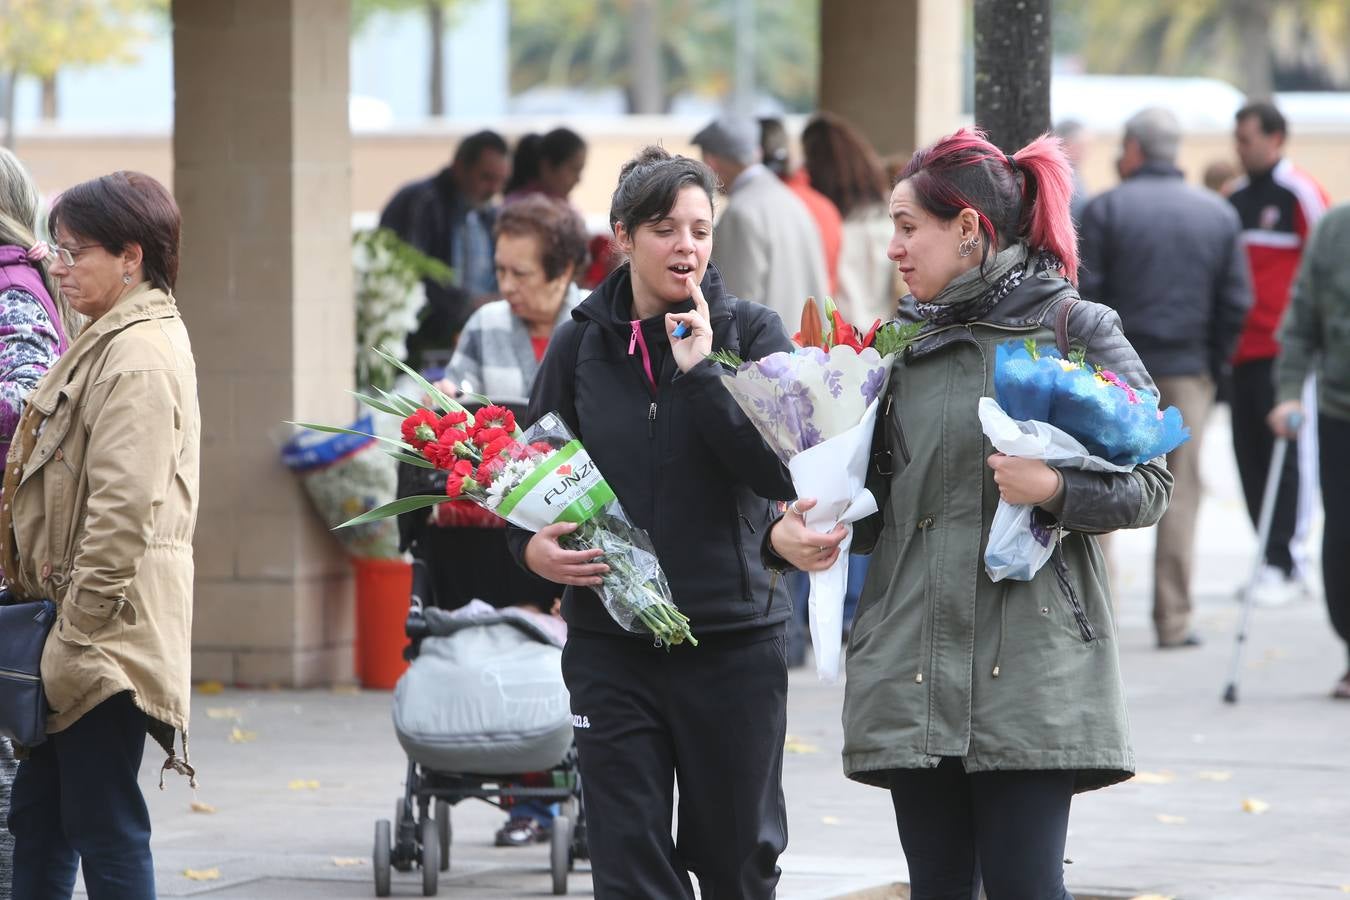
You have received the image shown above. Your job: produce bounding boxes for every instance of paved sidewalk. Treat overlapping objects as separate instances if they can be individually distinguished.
[90,410,1348,899]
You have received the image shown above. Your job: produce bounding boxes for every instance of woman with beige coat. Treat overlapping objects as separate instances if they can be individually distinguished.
[0,171,199,900]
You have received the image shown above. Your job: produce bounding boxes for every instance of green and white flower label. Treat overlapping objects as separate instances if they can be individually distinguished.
[497,440,616,528]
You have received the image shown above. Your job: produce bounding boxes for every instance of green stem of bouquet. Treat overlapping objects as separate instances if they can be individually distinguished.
[562,517,698,648]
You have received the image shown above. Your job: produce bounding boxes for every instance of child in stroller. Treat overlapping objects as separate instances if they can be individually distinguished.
[372,558,587,896]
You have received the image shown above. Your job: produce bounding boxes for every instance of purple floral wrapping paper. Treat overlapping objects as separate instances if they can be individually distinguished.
[718,345,893,465]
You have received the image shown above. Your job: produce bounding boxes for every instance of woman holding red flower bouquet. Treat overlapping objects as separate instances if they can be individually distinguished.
[770,129,1174,899]
[505,146,805,898]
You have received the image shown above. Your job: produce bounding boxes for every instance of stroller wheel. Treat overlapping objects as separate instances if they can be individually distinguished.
[420,815,440,896]
[373,819,392,897]
[434,799,451,872]
[550,815,571,895]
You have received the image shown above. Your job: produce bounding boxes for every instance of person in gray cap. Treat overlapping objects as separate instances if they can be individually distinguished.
[692,115,828,322]
[1078,106,1252,649]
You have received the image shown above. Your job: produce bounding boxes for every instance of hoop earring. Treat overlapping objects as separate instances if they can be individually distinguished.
[958,235,980,258]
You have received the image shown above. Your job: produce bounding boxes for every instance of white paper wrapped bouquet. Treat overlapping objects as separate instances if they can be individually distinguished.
[709,298,920,680]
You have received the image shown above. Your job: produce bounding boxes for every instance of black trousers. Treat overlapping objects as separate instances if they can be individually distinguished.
[562,627,788,900]
[1320,413,1350,667]
[1231,359,1301,574]
[8,692,155,900]
[889,758,1075,900]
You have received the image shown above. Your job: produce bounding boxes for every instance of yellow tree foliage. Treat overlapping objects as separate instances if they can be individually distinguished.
[0,0,162,81]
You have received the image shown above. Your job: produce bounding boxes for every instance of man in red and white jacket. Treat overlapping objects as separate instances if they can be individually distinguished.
[1228,100,1329,603]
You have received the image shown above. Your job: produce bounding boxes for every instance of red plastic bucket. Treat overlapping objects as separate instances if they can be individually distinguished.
[352,557,412,689]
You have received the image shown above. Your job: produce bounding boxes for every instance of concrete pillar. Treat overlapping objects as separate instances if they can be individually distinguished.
[173,0,356,686]
[819,0,964,158]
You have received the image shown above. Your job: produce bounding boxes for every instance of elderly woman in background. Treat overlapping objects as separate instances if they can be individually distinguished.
[1,171,198,900]
[407,193,587,848]
[0,146,72,900]
[441,193,588,404]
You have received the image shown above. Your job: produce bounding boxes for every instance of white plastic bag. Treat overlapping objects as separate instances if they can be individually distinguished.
[977,398,1134,582]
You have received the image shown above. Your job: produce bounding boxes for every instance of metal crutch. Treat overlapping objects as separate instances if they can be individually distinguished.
[1223,412,1303,704]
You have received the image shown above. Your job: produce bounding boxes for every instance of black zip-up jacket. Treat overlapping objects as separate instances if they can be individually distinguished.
[506,262,796,638]
[379,167,496,367]
[1078,161,1251,382]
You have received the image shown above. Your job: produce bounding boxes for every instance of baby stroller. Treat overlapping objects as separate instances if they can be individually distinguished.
[372,558,588,896]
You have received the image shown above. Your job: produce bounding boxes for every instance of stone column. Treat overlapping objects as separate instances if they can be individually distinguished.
[819,0,964,158]
[173,0,356,685]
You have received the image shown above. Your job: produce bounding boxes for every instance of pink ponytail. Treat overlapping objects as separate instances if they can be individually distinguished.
[899,127,1079,285]
[1010,134,1079,284]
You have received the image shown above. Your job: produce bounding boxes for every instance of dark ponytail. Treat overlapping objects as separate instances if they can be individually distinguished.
[505,127,586,195]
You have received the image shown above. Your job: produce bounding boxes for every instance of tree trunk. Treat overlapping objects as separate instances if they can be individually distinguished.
[628,0,664,114]
[2,69,16,150]
[1232,0,1274,96]
[973,0,1053,152]
[428,1,445,117]
[41,74,57,120]
[731,0,756,118]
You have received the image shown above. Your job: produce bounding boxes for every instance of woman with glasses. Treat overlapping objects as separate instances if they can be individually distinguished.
[1,170,199,900]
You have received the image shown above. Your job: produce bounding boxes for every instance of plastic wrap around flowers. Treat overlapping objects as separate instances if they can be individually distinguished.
[980,339,1189,583]
[995,341,1188,467]
[710,297,920,681]
[292,347,696,648]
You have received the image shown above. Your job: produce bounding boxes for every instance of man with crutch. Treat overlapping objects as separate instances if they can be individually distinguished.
[1228,202,1350,701]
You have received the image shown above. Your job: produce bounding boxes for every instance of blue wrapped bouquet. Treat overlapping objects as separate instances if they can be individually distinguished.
[994,341,1189,466]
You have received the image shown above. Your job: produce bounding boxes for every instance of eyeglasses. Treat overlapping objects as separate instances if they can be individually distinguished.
[54,243,99,267]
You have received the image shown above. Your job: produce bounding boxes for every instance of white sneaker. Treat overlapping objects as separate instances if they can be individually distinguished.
[1242,565,1308,608]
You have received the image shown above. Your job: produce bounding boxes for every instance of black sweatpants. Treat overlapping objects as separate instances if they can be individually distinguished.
[889,758,1075,900]
[562,627,788,900]
[1232,358,1301,574]
[1319,413,1350,668]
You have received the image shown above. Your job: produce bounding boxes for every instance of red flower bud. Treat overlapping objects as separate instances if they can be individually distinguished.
[474,405,517,435]
[437,427,469,447]
[473,426,510,448]
[443,459,474,497]
[482,435,516,461]
[401,409,440,450]
[423,440,463,470]
[831,310,864,352]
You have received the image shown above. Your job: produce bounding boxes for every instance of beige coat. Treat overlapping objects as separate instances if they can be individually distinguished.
[711,165,829,323]
[4,284,199,769]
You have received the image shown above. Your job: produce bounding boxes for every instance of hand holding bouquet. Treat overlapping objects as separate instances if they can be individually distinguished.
[295,349,696,647]
[709,298,919,680]
[980,340,1189,581]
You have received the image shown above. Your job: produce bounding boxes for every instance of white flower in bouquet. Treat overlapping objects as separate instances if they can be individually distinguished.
[352,228,453,393]
[484,455,550,510]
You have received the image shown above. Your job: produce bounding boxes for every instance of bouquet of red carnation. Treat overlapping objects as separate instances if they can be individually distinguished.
[294,348,695,647]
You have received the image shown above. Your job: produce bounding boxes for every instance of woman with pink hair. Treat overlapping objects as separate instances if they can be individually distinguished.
[769,129,1173,899]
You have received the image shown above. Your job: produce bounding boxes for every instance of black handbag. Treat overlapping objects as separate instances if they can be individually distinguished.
[0,591,55,747]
